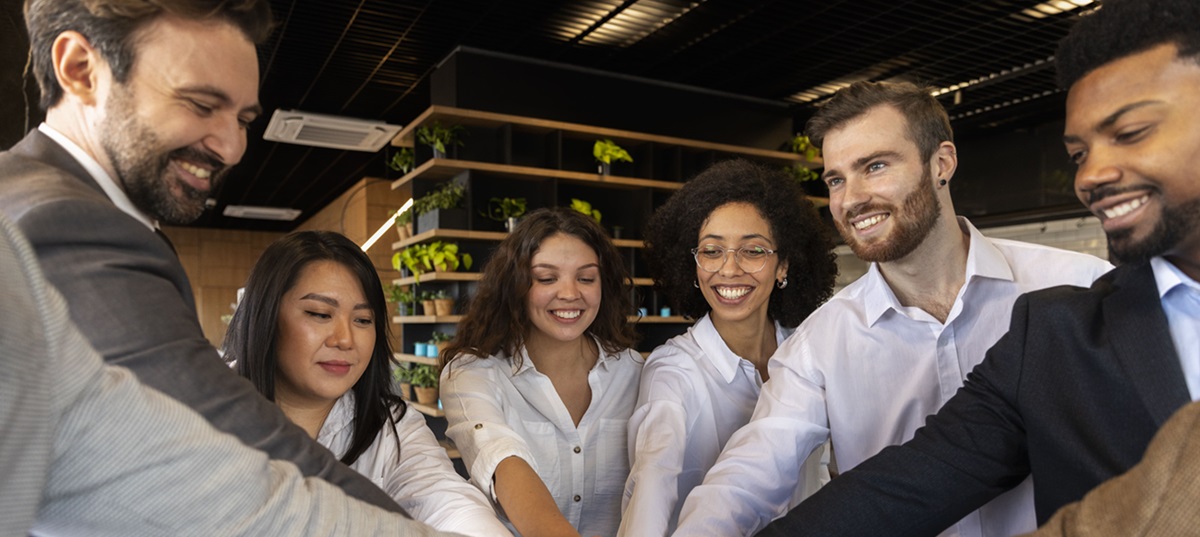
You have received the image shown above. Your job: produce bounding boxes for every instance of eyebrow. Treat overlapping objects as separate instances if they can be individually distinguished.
[698,233,773,245]
[179,85,263,117]
[531,263,600,271]
[299,293,371,311]
[822,150,903,180]
[1063,100,1162,144]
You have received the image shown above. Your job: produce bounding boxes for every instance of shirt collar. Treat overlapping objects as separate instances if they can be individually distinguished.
[511,334,617,376]
[863,217,1014,325]
[38,123,158,231]
[693,313,786,383]
[316,391,355,444]
[1151,256,1200,299]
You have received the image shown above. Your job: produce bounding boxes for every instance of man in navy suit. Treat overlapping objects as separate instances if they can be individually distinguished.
[760,0,1200,533]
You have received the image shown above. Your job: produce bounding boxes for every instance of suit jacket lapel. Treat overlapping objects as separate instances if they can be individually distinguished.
[1105,262,1191,427]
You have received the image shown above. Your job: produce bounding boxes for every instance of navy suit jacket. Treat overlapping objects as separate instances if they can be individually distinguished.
[0,130,403,514]
[761,261,1189,536]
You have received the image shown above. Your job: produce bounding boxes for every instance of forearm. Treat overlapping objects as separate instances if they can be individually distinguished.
[494,456,582,537]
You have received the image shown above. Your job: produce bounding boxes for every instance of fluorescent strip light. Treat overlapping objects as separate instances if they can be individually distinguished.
[222,205,302,221]
[361,198,412,252]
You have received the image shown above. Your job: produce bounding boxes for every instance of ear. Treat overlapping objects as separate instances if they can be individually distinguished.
[776,258,789,283]
[932,141,958,185]
[51,31,105,106]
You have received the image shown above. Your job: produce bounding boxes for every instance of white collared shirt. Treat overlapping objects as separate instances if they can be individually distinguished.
[441,340,644,537]
[619,314,827,537]
[675,218,1113,537]
[37,123,157,231]
[317,393,511,537]
[1151,256,1200,401]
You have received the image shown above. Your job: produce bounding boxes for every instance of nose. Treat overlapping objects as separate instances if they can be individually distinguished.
[717,250,744,277]
[556,278,580,301]
[1074,147,1121,203]
[838,176,870,218]
[326,317,354,350]
[203,113,247,166]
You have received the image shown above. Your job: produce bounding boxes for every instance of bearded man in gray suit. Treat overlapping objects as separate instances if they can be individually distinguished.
[0,0,402,514]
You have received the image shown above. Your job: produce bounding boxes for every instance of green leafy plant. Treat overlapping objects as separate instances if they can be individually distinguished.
[392,244,428,282]
[570,198,602,223]
[785,134,822,183]
[418,290,435,302]
[392,365,413,383]
[593,139,633,164]
[481,197,527,222]
[430,331,453,343]
[385,284,415,304]
[393,206,413,227]
[415,121,465,155]
[412,181,466,216]
[424,241,473,272]
[430,289,451,300]
[409,364,439,388]
[387,147,415,174]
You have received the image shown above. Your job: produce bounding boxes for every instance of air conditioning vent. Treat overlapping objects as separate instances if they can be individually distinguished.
[263,109,402,152]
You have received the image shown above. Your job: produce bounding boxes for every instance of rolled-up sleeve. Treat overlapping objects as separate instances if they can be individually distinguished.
[442,362,536,501]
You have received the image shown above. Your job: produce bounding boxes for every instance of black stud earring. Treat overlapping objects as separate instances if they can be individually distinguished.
[938,179,947,186]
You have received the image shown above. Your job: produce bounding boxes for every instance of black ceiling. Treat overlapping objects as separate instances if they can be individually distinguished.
[1,0,1097,231]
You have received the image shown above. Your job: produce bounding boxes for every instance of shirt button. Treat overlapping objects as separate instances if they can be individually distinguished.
[474,423,483,430]
[573,446,581,454]
[574,495,582,502]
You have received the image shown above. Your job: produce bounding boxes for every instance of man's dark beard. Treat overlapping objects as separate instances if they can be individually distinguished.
[1107,197,1200,265]
[836,167,942,263]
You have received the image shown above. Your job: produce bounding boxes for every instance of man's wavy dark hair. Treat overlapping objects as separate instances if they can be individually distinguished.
[1057,0,1200,89]
[643,159,837,328]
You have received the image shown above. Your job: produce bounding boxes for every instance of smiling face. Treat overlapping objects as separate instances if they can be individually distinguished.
[525,233,602,347]
[98,15,260,224]
[695,202,787,327]
[822,105,944,263]
[274,260,375,409]
[1064,43,1200,269]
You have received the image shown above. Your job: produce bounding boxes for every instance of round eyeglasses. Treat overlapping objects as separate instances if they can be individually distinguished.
[691,245,777,273]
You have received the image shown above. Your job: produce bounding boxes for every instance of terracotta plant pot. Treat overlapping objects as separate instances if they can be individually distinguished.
[398,381,412,401]
[414,386,439,406]
[433,298,454,316]
[396,224,411,241]
[436,341,450,356]
[421,300,436,316]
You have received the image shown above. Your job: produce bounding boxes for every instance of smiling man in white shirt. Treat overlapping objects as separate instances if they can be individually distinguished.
[673,81,1113,537]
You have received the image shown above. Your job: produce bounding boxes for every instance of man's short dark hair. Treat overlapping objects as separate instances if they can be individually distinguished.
[24,0,273,110]
[1056,0,1200,89]
[805,81,952,163]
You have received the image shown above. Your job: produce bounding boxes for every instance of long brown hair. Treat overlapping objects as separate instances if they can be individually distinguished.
[442,207,638,370]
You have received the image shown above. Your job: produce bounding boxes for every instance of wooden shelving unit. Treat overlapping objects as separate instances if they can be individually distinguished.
[391,158,687,192]
[392,315,464,324]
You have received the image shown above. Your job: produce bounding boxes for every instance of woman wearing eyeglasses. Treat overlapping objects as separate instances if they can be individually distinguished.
[618,159,837,536]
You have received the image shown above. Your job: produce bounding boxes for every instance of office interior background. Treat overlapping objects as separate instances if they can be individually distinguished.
[0,0,1107,359]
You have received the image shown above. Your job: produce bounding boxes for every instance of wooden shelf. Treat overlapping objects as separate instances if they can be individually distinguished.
[630,277,655,287]
[439,438,461,460]
[391,106,819,168]
[393,228,646,250]
[627,315,692,324]
[390,158,686,192]
[392,315,465,324]
[392,272,481,286]
[395,353,439,365]
[409,401,444,418]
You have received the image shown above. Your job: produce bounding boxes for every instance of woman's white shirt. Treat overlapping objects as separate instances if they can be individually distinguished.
[318,392,512,537]
[619,315,828,536]
[441,340,644,537]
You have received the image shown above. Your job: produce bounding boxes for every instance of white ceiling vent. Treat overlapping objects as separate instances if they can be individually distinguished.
[263,109,402,152]
[223,205,302,221]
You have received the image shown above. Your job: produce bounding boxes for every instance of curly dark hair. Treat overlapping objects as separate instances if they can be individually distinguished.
[442,207,639,370]
[1057,0,1200,89]
[644,159,837,328]
[225,230,402,467]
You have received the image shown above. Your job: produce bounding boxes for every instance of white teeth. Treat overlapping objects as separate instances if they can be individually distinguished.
[716,287,750,299]
[552,310,581,319]
[177,160,212,179]
[853,214,886,230]
[1102,195,1149,219]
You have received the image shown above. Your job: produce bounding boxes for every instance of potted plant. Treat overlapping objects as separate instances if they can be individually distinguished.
[393,206,414,240]
[425,241,473,273]
[784,134,824,191]
[415,121,465,159]
[387,147,415,175]
[481,196,527,232]
[392,243,428,282]
[385,284,416,316]
[410,364,440,405]
[413,180,468,232]
[392,365,413,401]
[419,290,436,316]
[431,290,455,317]
[593,139,633,176]
[570,198,602,223]
[430,331,453,357]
